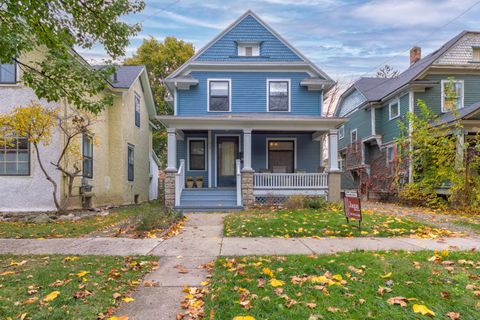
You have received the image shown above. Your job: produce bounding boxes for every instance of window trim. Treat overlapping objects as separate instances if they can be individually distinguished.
[350,128,358,144]
[265,138,297,172]
[187,137,207,171]
[127,144,134,182]
[207,79,231,112]
[0,62,18,85]
[472,46,480,62]
[388,99,400,120]
[0,135,30,176]
[338,125,345,140]
[134,92,141,128]
[441,79,464,113]
[267,79,291,112]
[82,134,93,179]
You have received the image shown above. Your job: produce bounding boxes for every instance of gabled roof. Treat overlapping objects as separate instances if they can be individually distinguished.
[438,101,480,124]
[166,10,333,84]
[94,65,145,89]
[342,30,475,107]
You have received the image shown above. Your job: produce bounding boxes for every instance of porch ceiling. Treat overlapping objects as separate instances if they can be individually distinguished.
[157,114,345,131]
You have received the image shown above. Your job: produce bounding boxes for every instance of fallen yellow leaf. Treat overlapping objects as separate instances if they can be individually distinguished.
[269,279,284,287]
[413,304,436,317]
[122,297,135,303]
[43,291,60,302]
[380,272,392,278]
[76,271,89,277]
[233,317,255,320]
[262,268,274,277]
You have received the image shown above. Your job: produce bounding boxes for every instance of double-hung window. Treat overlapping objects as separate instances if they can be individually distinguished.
[188,139,206,171]
[208,80,230,112]
[389,100,400,120]
[134,92,141,127]
[82,135,93,178]
[338,125,345,139]
[0,135,30,175]
[350,129,358,152]
[268,80,290,111]
[127,144,134,182]
[441,79,464,112]
[0,62,16,84]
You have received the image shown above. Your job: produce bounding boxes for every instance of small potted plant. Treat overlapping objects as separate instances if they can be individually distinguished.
[186,176,194,188]
[195,176,203,188]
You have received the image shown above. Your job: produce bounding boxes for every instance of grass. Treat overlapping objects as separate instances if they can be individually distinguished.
[452,219,480,234]
[0,254,158,320]
[224,208,451,238]
[205,251,480,320]
[0,201,168,239]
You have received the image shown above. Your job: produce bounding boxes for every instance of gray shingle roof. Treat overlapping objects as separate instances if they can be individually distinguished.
[94,65,145,89]
[353,31,471,102]
[438,101,480,124]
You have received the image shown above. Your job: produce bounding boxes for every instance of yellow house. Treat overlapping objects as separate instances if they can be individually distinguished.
[0,56,159,212]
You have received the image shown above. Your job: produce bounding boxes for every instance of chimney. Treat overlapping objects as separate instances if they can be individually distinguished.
[410,46,421,65]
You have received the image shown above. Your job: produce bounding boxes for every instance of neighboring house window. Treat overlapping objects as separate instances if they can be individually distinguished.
[127,144,134,181]
[338,125,345,139]
[389,100,400,120]
[134,92,141,127]
[0,62,16,84]
[338,157,344,172]
[267,140,295,173]
[268,80,290,112]
[188,139,206,171]
[441,79,464,112]
[82,135,93,178]
[350,129,358,152]
[208,80,230,112]
[0,135,30,175]
[472,47,480,62]
[386,145,396,176]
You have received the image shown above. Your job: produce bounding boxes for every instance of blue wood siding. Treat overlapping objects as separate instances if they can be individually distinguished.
[177,71,321,115]
[196,15,302,62]
[252,132,320,172]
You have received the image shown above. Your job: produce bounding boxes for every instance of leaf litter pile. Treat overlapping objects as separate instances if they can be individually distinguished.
[204,250,480,319]
[0,255,158,319]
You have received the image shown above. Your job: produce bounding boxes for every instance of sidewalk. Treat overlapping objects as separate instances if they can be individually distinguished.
[0,213,479,319]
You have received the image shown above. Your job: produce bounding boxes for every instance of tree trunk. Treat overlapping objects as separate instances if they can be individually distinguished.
[34,143,61,212]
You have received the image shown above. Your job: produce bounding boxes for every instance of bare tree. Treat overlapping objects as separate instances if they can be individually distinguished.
[376,64,399,78]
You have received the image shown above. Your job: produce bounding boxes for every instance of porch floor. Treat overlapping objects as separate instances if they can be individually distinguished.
[175,188,243,212]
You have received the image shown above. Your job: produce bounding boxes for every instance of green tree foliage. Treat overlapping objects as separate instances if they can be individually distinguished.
[0,0,145,113]
[124,37,195,165]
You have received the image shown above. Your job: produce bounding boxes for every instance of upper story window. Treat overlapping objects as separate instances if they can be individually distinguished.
[472,47,480,62]
[389,100,400,120]
[338,125,345,140]
[237,43,260,57]
[134,92,141,127]
[127,144,134,182]
[208,79,231,112]
[0,135,30,176]
[441,79,464,112]
[350,129,358,144]
[0,62,16,84]
[268,80,290,112]
[82,134,93,178]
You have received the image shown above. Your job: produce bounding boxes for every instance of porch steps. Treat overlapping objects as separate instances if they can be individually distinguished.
[175,188,243,212]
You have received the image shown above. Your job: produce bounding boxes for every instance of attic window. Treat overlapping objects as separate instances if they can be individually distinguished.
[473,47,480,62]
[238,43,259,57]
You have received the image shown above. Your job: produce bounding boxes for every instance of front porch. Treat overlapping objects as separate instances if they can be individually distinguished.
[159,115,344,210]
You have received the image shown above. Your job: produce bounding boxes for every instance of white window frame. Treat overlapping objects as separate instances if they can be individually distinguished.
[389,99,400,120]
[386,145,395,166]
[238,43,260,57]
[441,79,464,113]
[267,79,291,112]
[207,79,232,112]
[472,47,480,62]
[187,137,207,172]
[265,137,297,171]
[338,125,345,140]
[350,128,358,144]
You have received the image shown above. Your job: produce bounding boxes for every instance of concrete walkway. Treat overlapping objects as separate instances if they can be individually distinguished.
[0,213,479,319]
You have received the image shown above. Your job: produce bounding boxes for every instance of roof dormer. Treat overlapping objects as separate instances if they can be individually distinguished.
[236,41,261,57]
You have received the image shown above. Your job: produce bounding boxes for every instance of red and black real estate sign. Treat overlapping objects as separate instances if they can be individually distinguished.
[344,192,362,228]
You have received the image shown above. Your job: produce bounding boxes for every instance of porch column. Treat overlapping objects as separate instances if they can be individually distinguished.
[242,129,254,208]
[327,129,341,202]
[165,128,177,208]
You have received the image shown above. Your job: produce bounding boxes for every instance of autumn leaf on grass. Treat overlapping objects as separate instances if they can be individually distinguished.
[446,312,460,320]
[107,317,129,320]
[122,297,135,303]
[233,316,255,320]
[43,291,60,302]
[413,304,435,317]
[380,272,392,279]
[76,271,89,277]
[387,296,408,307]
[262,267,274,277]
[269,279,284,287]
[0,271,15,276]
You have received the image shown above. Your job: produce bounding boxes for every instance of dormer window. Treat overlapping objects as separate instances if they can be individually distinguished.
[473,47,480,62]
[237,42,260,57]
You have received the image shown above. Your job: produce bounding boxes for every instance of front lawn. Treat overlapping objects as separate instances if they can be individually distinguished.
[0,254,158,319]
[0,201,177,239]
[224,209,452,238]
[205,251,480,319]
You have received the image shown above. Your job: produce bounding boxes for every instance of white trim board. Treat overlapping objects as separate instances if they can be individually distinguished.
[265,137,297,171]
[388,99,400,121]
[266,78,291,112]
[207,78,232,112]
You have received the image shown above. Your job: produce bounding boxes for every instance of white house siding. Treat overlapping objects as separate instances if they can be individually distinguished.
[436,33,480,65]
[0,86,61,212]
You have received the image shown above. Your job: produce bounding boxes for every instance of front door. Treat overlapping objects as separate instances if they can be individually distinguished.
[217,136,239,187]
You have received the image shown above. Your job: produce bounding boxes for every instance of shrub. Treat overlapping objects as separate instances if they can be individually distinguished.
[398,183,446,209]
[305,197,328,210]
[135,206,182,231]
[284,195,306,209]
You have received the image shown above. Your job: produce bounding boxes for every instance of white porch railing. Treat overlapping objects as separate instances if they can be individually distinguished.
[236,159,242,206]
[175,159,185,207]
[254,172,328,189]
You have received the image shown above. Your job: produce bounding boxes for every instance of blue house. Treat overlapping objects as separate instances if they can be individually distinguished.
[159,11,344,210]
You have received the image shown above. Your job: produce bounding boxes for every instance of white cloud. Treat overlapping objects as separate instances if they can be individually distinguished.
[155,10,228,29]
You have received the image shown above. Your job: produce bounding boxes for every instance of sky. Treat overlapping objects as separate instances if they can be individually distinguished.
[78,0,480,82]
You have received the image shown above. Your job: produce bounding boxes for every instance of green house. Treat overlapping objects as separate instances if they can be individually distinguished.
[335,31,480,194]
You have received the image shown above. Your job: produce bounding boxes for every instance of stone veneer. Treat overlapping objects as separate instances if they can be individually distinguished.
[241,171,254,208]
[164,171,176,208]
[327,171,341,202]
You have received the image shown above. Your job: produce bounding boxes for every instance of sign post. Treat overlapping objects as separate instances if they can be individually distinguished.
[344,190,362,229]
